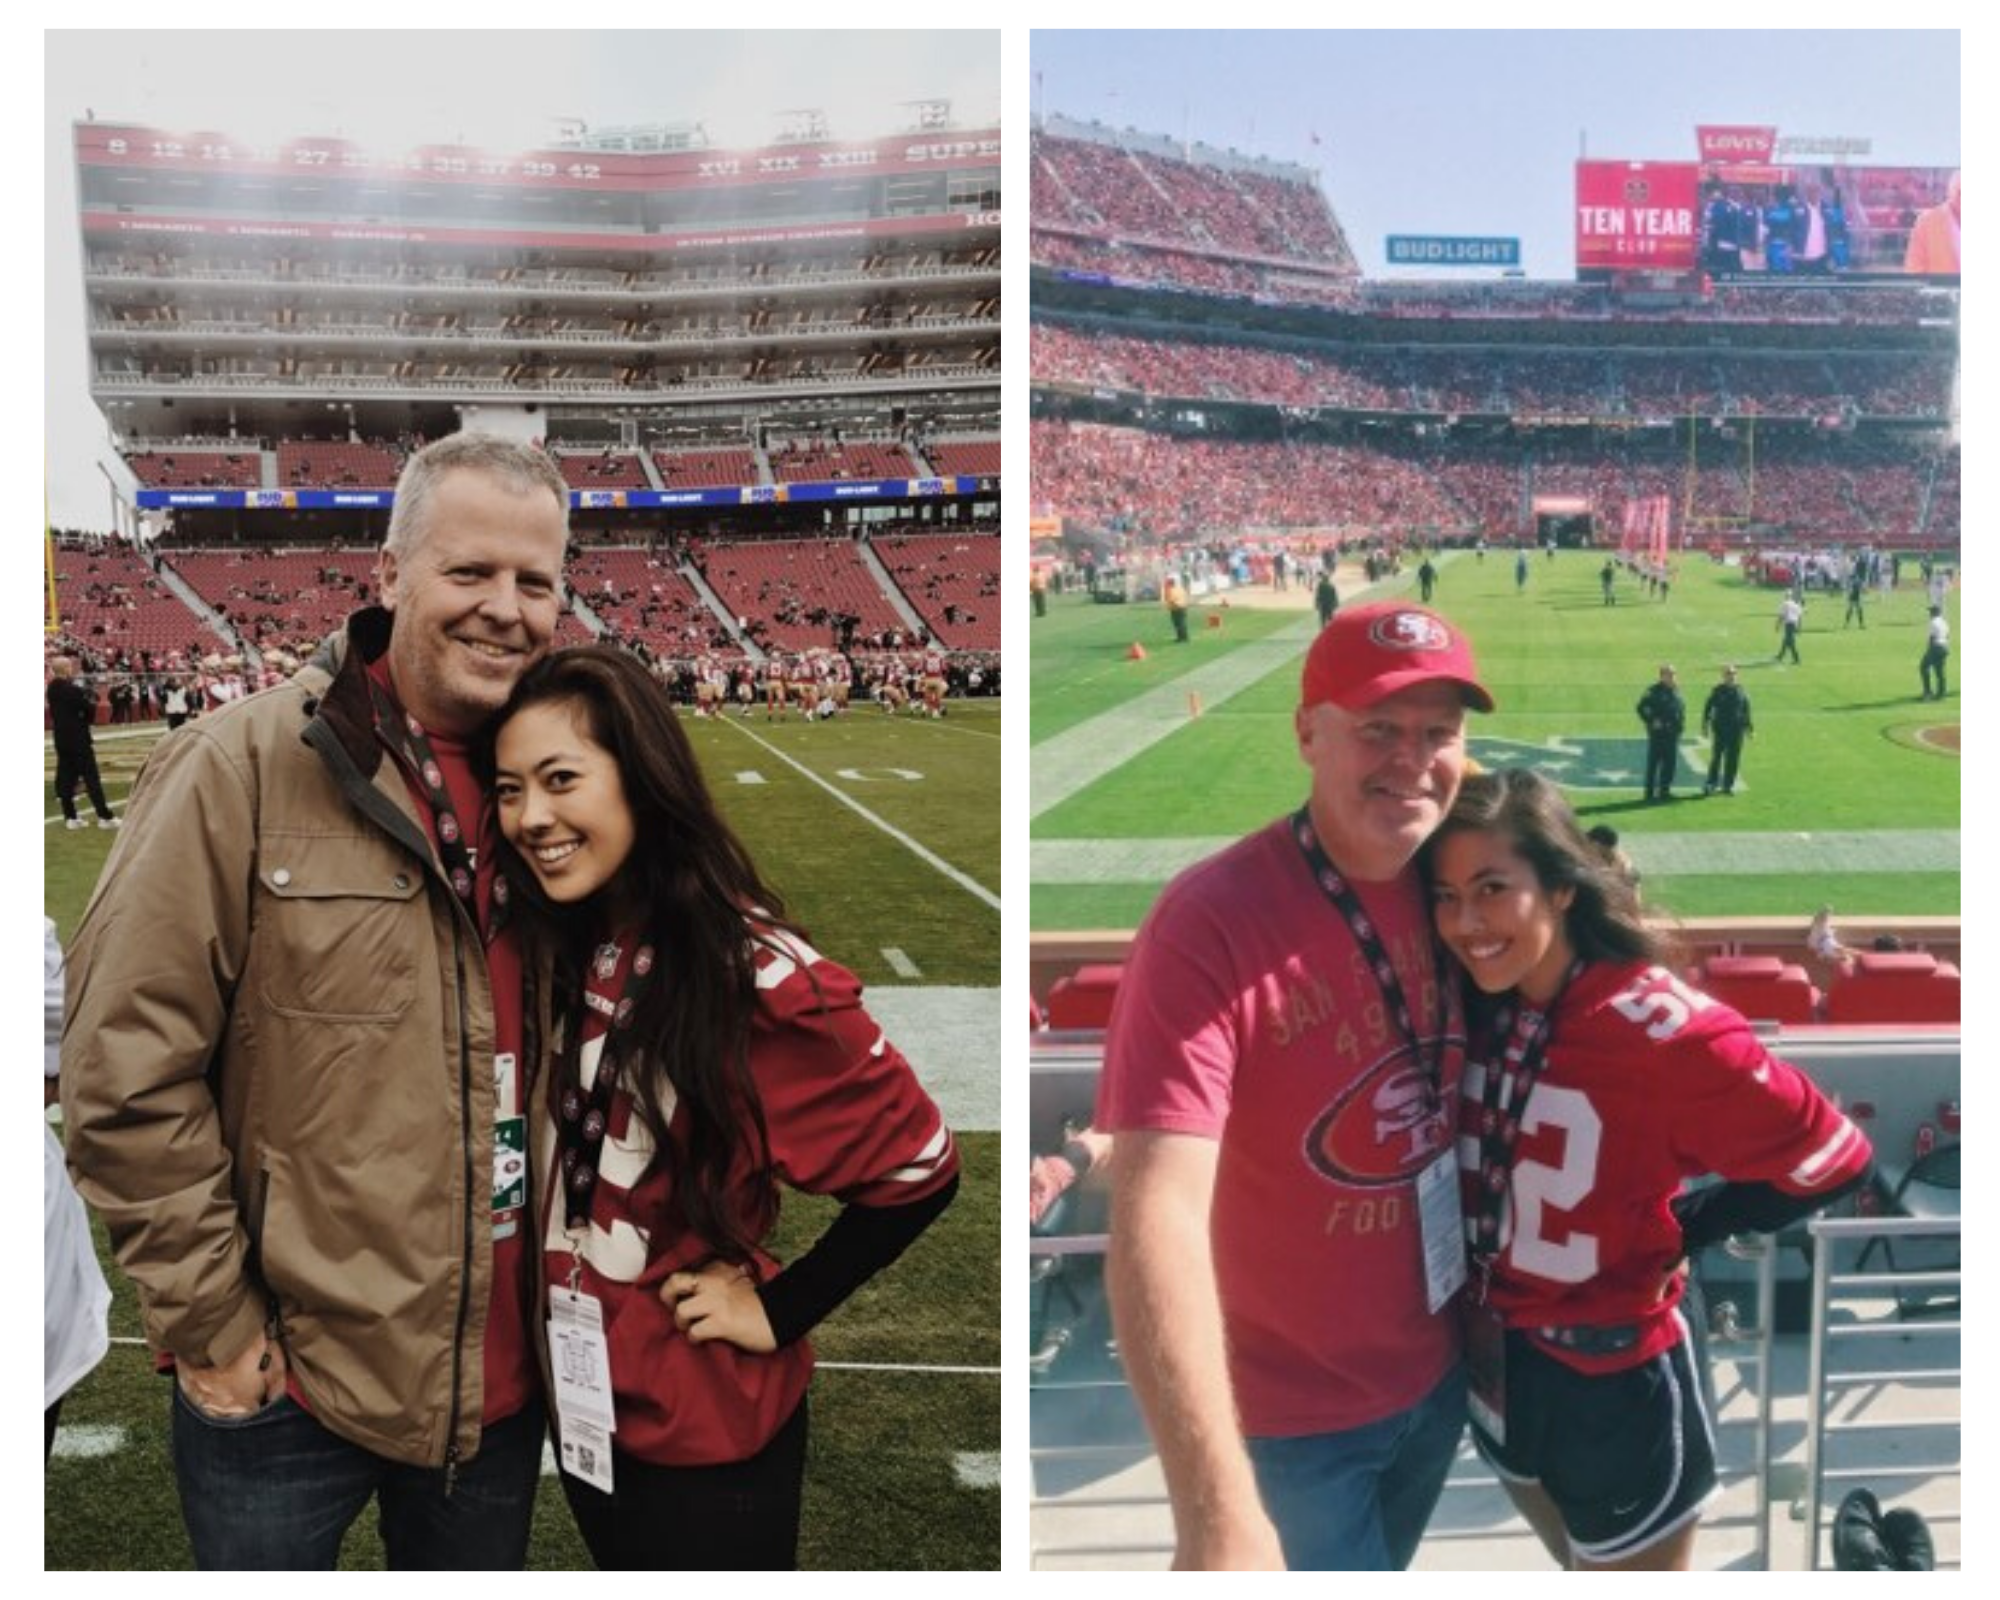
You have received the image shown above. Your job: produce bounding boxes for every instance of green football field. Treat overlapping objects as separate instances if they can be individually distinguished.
[1032,554,1958,930]
[45,700,1000,1571]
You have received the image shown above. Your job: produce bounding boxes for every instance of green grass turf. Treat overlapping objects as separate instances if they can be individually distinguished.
[44,1134,998,1570]
[45,703,999,1571]
[1030,590,1302,741]
[49,705,1002,986]
[1031,554,1958,927]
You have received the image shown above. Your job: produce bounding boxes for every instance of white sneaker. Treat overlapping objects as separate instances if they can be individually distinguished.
[64,818,86,831]
[97,816,121,829]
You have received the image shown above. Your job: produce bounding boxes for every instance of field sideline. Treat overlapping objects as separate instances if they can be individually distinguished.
[1031,553,1957,930]
[45,698,1000,1571]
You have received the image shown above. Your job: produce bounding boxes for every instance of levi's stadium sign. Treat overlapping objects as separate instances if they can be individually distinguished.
[1697,125,1778,164]
[1386,235,1520,268]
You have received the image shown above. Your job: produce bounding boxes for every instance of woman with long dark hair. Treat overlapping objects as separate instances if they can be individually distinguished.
[1423,769,1871,1571]
[482,646,959,1569]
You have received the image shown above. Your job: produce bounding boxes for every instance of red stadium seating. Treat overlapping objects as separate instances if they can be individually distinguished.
[870,531,1000,649]
[767,440,915,484]
[276,439,405,488]
[126,450,262,489]
[1824,951,1961,1024]
[1695,955,1822,1025]
[52,543,220,662]
[1045,964,1126,1031]
[650,448,760,488]
[554,449,649,489]
[922,438,1001,477]
[697,539,908,651]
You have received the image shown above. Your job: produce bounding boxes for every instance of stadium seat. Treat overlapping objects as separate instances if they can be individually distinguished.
[1696,954,1822,1024]
[1825,951,1961,1025]
[1045,964,1126,1031]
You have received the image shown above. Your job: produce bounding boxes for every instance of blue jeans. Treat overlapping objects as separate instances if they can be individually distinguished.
[170,1384,543,1570]
[1244,1364,1468,1571]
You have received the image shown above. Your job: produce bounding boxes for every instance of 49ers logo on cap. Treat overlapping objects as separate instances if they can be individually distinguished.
[1368,611,1453,654]
[1305,1051,1448,1188]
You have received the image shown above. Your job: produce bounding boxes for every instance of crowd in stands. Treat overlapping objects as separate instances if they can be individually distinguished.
[1033,128,1357,274]
[1032,319,1956,422]
[1030,421,1467,539]
[50,521,1005,707]
[1031,417,1961,547]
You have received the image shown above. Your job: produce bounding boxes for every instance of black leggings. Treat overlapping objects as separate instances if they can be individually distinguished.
[561,1395,808,1570]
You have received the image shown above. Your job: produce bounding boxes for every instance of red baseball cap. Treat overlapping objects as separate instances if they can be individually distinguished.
[1301,601,1495,712]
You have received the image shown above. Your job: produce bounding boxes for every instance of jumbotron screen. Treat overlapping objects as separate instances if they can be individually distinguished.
[1577,160,1959,279]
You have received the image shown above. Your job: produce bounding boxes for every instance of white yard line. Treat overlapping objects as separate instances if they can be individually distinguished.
[718,718,999,912]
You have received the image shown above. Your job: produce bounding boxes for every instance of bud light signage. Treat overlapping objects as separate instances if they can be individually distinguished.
[1385,235,1520,268]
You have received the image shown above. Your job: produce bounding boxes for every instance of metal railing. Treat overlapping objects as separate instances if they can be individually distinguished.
[1801,1214,1961,1570]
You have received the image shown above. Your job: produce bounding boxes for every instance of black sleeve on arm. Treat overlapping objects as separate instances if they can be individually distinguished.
[1672,1163,1875,1254]
[756,1173,960,1349]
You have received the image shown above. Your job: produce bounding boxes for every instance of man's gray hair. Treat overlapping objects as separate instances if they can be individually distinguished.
[383,433,570,558]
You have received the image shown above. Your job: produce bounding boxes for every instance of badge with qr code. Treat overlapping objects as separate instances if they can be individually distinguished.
[561,1415,614,1495]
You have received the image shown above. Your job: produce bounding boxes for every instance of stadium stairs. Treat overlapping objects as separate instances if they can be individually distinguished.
[564,593,611,640]
[857,537,933,640]
[147,554,249,658]
[678,560,768,663]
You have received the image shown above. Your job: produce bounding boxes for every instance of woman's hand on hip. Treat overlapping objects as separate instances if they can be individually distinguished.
[660,1260,777,1353]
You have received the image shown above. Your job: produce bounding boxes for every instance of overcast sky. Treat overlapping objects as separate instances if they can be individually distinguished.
[42,29,1001,530]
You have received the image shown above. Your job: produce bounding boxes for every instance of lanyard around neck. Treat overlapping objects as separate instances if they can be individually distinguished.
[366,676,509,944]
[1289,806,1444,1096]
[555,935,658,1233]
[1465,960,1583,1294]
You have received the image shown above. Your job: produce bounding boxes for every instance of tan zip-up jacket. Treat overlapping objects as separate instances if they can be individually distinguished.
[61,608,511,1468]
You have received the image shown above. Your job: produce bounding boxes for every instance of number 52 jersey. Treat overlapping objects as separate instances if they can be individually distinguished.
[1458,960,1871,1373]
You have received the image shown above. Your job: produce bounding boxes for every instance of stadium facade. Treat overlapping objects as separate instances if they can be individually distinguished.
[61,110,1000,677]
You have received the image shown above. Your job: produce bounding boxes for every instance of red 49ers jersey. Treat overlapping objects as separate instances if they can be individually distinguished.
[1458,960,1869,1373]
[541,923,958,1464]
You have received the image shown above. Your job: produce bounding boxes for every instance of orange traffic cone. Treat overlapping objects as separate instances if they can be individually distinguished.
[1127,642,1148,661]
[1188,691,1203,718]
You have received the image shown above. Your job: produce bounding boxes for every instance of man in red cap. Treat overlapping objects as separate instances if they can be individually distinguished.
[1099,601,1493,1570]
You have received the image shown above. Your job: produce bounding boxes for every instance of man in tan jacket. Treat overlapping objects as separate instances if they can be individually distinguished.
[62,433,569,1569]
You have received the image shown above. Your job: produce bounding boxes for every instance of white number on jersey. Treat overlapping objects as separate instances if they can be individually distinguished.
[1609,965,1714,1041]
[1504,1083,1603,1284]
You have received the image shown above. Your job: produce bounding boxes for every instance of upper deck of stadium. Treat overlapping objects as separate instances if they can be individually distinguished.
[73,113,1000,438]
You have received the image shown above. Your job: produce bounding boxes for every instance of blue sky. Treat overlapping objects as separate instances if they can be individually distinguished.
[1032,29,1960,278]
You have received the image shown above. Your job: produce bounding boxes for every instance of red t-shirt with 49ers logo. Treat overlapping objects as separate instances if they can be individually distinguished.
[1098,817,1466,1437]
